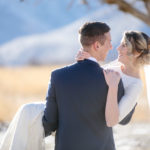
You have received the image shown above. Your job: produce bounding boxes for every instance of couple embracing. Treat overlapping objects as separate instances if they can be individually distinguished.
[0,22,150,150]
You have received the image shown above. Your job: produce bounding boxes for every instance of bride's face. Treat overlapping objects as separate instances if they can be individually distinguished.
[117,42,132,65]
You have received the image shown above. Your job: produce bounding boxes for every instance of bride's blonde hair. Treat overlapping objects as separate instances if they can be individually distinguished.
[122,31,150,103]
[122,31,150,65]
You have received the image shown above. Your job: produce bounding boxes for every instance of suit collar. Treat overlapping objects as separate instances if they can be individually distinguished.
[78,59,100,67]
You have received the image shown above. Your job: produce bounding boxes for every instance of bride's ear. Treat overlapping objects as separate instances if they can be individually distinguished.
[133,51,141,58]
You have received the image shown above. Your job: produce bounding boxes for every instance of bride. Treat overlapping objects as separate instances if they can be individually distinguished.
[0,31,150,150]
[77,31,150,126]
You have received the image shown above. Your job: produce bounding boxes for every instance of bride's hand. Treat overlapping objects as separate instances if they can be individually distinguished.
[103,69,121,87]
[75,50,91,61]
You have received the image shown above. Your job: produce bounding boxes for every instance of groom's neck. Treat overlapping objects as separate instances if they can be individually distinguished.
[82,48,99,62]
[88,53,99,62]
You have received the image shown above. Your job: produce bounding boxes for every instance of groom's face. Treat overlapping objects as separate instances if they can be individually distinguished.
[97,32,112,61]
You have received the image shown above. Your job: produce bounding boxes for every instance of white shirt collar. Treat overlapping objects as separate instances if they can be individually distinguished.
[88,57,98,63]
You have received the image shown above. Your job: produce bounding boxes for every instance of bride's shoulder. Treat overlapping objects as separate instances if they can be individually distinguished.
[122,73,143,90]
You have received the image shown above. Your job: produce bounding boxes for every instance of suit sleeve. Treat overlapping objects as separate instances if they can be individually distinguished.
[42,72,58,137]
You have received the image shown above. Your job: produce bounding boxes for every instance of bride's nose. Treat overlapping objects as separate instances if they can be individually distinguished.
[117,45,120,52]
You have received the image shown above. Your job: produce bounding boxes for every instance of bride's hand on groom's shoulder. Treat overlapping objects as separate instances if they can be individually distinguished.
[103,69,121,87]
[75,50,91,61]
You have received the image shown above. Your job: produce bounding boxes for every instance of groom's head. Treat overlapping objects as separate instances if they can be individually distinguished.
[79,22,112,61]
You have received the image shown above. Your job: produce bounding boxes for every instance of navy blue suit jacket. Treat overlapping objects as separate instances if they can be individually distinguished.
[42,59,136,150]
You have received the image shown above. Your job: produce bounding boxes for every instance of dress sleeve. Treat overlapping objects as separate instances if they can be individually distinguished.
[118,80,143,122]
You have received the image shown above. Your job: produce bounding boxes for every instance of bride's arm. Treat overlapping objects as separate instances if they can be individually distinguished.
[104,69,142,126]
[103,69,121,127]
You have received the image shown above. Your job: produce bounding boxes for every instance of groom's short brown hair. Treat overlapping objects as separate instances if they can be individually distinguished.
[79,22,110,46]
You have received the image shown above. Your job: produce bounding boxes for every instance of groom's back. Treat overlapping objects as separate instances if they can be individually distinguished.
[53,59,116,150]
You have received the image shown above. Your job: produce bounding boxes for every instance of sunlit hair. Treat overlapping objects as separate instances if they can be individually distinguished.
[121,31,150,65]
[79,22,110,47]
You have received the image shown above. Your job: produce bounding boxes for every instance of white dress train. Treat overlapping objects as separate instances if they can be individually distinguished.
[0,102,45,150]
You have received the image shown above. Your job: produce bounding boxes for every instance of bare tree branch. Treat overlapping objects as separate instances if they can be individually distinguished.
[81,0,89,5]
[145,1,150,16]
[20,0,150,26]
[102,0,150,26]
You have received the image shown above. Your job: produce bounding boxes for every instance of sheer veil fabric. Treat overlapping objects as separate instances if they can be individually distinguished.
[144,65,150,107]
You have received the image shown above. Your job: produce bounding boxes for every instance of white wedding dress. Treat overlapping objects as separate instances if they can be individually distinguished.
[0,61,143,150]
[0,102,46,150]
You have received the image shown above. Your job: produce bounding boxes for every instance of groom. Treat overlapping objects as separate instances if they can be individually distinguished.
[42,22,135,150]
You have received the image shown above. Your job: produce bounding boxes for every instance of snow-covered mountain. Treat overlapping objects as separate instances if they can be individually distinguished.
[0,1,150,66]
[0,0,100,45]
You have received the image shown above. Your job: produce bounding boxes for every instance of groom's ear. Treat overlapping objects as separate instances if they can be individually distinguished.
[93,41,101,51]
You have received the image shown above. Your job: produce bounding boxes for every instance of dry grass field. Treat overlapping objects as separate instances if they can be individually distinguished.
[0,66,63,121]
[0,66,149,122]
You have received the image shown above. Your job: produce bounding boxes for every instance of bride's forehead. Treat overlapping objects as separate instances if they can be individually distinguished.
[120,38,125,44]
[120,36,128,44]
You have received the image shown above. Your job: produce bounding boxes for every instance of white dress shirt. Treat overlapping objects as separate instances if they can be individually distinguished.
[88,57,98,63]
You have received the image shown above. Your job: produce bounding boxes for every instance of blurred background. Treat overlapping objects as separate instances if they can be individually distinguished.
[0,0,150,150]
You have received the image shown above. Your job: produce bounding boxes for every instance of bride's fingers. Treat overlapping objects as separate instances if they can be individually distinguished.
[103,69,109,76]
[105,69,111,74]
[76,55,84,61]
[76,51,82,59]
[80,51,91,58]
[116,72,120,76]
[76,50,82,56]
[76,52,90,61]
[108,69,114,72]
[77,51,85,57]
[103,70,109,78]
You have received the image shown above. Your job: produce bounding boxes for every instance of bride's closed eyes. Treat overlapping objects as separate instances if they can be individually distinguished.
[121,43,127,48]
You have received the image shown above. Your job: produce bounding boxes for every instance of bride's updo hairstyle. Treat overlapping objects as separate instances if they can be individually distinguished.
[122,31,150,65]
